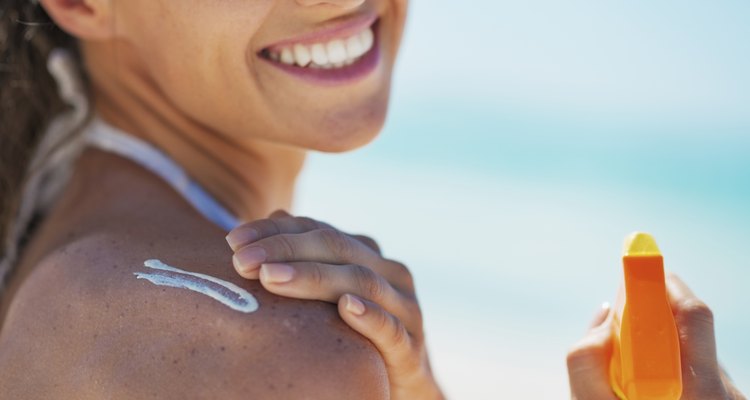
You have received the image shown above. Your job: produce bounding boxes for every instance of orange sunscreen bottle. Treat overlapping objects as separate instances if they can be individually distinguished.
[609,232,682,400]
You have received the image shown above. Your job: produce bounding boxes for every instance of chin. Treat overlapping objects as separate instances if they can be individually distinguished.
[316,103,388,153]
[305,89,391,153]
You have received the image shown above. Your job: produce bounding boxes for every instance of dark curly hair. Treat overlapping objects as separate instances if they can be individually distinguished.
[0,1,86,264]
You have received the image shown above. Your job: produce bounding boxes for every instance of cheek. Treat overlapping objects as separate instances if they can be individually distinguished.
[122,1,277,137]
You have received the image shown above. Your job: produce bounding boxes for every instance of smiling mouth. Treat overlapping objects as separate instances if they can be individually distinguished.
[258,17,381,85]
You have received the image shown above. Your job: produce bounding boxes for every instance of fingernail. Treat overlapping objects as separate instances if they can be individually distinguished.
[590,302,611,328]
[225,228,260,251]
[234,246,267,271]
[232,254,258,275]
[345,295,366,316]
[260,263,295,284]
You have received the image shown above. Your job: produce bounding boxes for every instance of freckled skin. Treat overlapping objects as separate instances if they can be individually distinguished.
[0,150,389,399]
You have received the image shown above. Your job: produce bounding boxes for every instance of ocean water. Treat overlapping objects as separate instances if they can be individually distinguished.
[297,0,749,398]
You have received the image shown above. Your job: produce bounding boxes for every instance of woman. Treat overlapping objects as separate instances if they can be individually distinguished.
[0,0,744,399]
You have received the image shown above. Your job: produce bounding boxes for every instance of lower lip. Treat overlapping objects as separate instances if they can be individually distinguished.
[259,21,381,87]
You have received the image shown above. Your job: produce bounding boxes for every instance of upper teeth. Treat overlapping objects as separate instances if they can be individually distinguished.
[267,27,375,69]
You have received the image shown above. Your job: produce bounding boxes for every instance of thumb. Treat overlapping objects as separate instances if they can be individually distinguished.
[567,303,618,400]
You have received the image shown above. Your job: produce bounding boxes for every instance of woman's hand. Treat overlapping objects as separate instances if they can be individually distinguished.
[567,274,746,400]
[225,210,444,400]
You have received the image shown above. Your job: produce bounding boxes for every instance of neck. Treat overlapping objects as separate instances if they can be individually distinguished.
[82,41,307,223]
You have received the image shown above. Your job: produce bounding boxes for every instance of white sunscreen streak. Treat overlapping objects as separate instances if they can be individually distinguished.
[134,259,259,313]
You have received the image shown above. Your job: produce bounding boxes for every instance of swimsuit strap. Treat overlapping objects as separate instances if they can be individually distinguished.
[83,115,241,232]
[1,48,238,295]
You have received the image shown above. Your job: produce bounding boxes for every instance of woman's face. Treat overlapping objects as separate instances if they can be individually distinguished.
[110,0,407,152]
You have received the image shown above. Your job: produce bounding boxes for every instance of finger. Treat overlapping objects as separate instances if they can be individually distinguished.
[666,273,726,395]
[234,229,412,290]
[226,212,332,251]
[258,262,419,332]
[233,228,380,274]
[226,212,382,255]
[588,302,610,330]
[720,365,747,400]
[338,294,422,377]
[567,305,619,400]
[352,234,382,255]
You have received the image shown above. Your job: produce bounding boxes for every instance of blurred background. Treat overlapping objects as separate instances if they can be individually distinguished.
[297,0,749,398]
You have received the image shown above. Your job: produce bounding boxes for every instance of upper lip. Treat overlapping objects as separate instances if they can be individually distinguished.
[260,13,378,53]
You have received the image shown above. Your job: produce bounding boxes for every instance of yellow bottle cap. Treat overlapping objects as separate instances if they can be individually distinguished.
[623,232,662,257]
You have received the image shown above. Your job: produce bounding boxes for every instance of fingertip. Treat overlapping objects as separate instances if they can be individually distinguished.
[259,263,295,284]
[232,254,260,279]
[589,302,611,329]
[225,227,260,251]
[342,294,366,316]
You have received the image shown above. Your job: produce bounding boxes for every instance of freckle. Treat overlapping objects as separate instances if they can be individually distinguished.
[268,383,276,391]
[148,241,154,248]
[112,264,118,269]
[191,348,197,356]
[195,304,199,309]
[242,344,248,350]
[292,313,300,319]
[105,303,110,310]
[93,333,98,339]
[271,305,277,310]
[287,383,294,389]
[173,359,179,364]
[220,346,226,352]
[336,338,342,345]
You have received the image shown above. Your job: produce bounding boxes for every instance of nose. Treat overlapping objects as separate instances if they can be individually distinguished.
[295,0,365,9]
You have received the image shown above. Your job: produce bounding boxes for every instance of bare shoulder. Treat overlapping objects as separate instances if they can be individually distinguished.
[0,210,388,399]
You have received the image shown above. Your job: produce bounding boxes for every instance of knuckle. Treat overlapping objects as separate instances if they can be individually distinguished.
[308,262,325,290]
[352,264,386,301]
[391,260,415,289]
[295,216,321,231]
[267,218,284,236]
[275,235,296,259]
[566,341,604,370]
[406,297,424,328]
[269,209,289,218]
[356,235,382,254]
[677,299,714,325]
[319,228,353,259]
[389,319,411,350]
